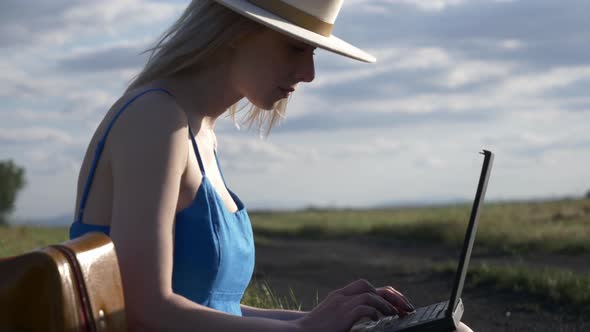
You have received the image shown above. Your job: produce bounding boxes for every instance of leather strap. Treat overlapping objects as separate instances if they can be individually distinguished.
[51,244,96,332]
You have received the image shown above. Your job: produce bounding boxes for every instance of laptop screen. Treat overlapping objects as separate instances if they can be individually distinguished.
[447,150,494,314]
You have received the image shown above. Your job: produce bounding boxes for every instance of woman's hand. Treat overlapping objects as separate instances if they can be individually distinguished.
[292,279,415,332]
[375,286,415,317]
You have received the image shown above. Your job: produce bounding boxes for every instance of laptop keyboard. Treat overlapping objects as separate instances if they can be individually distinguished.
[381,300,449,331]
[350,301,450,332]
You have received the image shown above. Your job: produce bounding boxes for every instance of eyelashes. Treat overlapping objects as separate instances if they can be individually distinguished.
[292,46,305,53]
[291,45,316,55]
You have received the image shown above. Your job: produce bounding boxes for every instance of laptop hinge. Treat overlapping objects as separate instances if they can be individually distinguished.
[450,298,464,327]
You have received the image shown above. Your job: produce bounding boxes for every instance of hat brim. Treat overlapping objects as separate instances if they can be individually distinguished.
[215,0,376,63]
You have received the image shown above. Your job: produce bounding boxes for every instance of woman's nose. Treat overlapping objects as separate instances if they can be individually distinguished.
[296,52,315,83]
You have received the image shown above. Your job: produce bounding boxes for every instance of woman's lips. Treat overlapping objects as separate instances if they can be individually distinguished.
[278,87,294,98]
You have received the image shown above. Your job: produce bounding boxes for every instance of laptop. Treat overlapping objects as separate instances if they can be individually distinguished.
[352,149,494,332]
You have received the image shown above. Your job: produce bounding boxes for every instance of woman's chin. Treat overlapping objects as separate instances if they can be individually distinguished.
[250,98,280,111]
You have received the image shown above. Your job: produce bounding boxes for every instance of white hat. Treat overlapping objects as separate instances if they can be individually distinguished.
[213,0,376,63]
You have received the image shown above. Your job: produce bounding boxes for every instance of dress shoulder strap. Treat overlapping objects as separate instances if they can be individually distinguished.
[75,88,173,223]
[187,125,206,176]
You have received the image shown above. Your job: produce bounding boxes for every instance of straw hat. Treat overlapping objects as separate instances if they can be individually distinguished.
[214,0,376,63]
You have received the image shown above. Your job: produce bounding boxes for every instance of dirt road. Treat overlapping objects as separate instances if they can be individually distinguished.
[253,236,589,331]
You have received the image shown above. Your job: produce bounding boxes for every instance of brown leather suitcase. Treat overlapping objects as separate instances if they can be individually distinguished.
[0,231,127,332]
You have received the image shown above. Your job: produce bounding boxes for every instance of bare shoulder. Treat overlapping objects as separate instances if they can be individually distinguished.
[107,90,189,149]
[102,89,193,172]
[104,88,191,206]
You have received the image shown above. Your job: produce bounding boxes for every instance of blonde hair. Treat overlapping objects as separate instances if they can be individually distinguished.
[126,0,288,136]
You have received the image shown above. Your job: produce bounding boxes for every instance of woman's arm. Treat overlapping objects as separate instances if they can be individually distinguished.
[241,304,308,321]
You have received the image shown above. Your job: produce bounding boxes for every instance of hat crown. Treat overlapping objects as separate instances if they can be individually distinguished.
[280,0,343,24]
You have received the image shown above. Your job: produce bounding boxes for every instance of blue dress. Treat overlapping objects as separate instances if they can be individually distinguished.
[69,88,255,316]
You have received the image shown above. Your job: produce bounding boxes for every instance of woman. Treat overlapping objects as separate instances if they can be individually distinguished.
[69,0,473,331]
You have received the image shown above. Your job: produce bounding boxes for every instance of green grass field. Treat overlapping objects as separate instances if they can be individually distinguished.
[251,198,590,254]
[1,198,589,313]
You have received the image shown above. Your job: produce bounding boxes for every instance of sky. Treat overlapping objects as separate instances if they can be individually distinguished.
[1,0,589,224]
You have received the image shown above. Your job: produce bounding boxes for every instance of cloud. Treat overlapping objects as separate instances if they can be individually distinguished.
[0,73,117,122]
[493,66,590,97]
[413,155,447,169]
[485,129,590,160]
[345,0,467,12]
[0,127,74,145]
[0,0,181,48]
[336,0,590,71]
[434,60,514,88]
[10,109,72,121]
[329,137,404,157]
[217,134,320,173]
[23,148,81,175]
[499,39,523,50]
[278,107,491,133]
[0,62,65,100]
[294,40,590,134]
[393,0,466,11]
[313,47,452,88]
[61,89,118,118]
[310,45,520,105]
[56,40,150,72]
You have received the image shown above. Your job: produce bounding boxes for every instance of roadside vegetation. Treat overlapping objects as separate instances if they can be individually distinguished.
[435,261,590,315]
[243,280,307,310]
